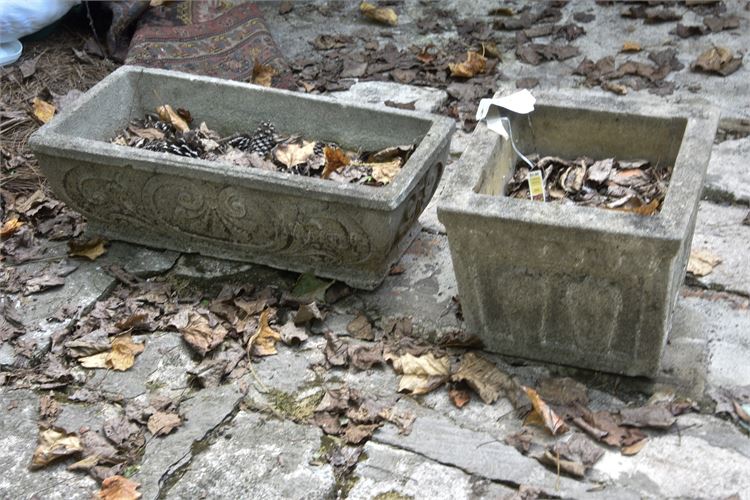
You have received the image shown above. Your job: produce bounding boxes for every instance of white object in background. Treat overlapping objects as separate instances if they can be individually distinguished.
[0,0,80,66]
[475,89,536,139]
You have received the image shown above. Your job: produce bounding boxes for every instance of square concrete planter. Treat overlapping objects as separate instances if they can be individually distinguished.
[29,66,454,289]
[438,92,719,376]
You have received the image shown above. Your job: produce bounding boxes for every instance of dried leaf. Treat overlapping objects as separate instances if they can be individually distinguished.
[347,314,374,341]
[692,46,742,76]
[538,377,589,407]
[452,352,521,405]
[274,140,317,168]
[349,343,383,370]
[1,217,24,238]
[156,104,189,133]
[252,61,277,87]
[324,332,349,367]
[68,237,107,261]
[619,403,676,429]
[32,97,56,123]
[449,385,471,408]
[30,428,83,469]
[621,437,648,456]
[96,475,142,500]
[249,309,281,356]
[180,312,228,356]
[687,249,721,277]
[294,302,323,325]
[602,81,628,95]
[129,127,165,140]
[449,51,487,78]
[360,2,398,26]
[539,450,586,478]
[392,352,450,395]
[621,41,642,52]
[322,146,351,179]
[370,159,402,185]
[79,334,145,371]
[344,423,380,444]
[147,411,181,436]
[523,386,568,435]
[289,273,334,303]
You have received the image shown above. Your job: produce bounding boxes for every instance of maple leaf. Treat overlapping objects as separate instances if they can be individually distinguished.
[68,237,108,261]
[30,428,83,469]
[97,475,142,500]
[32,97,56,123]
[248,309,282,357]
[449,51,487,78]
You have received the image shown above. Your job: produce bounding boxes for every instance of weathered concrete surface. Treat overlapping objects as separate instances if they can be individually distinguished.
[349,441,515,500]
[332,81,449,113]
[594,413,750,499]
[85,332,196,399]
[0,389,98,500]
[1,242,178,368]
[164,411,336,499]
[705,136,750,205]
[134,383,245,499]
[690,201,750,296]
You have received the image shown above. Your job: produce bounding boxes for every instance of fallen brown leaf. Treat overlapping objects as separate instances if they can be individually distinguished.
[1,217,24,238]
[621,41,642,52]
[523,386,568,435]
[692,46,742,76]
[322,146,351,179]
[687,249,721,277]
[97,475,142,500]
[370,159,402,185]
[252,61,277,87]
[248,309,281,356]
[79,334,145,371]
[391,352,450,395]
[449,385,471,408]
[156,104,189,133]
[449,51,487,78]
[274,140,317,168]
[30,428,83,469]
[32,97,56,123]
[68,237,107,261]
[147,411,181,436]
[452,352,521,405]
[360,1,398,26]
[621,437,648,456]
[180,312,228,356]
[347,314,374,341]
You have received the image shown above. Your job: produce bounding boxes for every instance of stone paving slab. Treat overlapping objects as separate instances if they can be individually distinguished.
[690,201,750,296]
[0,389,98,500]
[163,411,336,499]
[332,81,449,113]
[349,441,516,500]
[705,136,750,205]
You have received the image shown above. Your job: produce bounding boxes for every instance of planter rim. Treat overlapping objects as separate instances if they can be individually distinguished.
[437,91,720,248]
[29,65,455,212]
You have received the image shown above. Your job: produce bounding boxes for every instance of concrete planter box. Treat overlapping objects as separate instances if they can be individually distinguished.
[29,66,453,289]
[438,93,718,376]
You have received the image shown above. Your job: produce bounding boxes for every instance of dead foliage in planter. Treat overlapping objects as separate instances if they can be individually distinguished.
[111,111,415,187]
[506,155,672,215]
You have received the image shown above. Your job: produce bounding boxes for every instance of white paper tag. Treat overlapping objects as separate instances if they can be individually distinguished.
[528,170,545,201]
[475,89,536,138]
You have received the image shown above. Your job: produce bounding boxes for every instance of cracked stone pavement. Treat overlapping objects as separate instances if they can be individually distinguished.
[2,1,750,499]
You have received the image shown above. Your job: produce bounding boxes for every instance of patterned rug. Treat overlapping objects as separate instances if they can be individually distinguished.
[96,0,293,88]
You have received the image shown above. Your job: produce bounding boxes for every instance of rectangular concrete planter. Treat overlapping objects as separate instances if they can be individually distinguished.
[29,66,454,289]
[437,92,719,376]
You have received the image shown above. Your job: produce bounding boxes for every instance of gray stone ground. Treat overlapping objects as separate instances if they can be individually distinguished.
[3,1,750,499]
